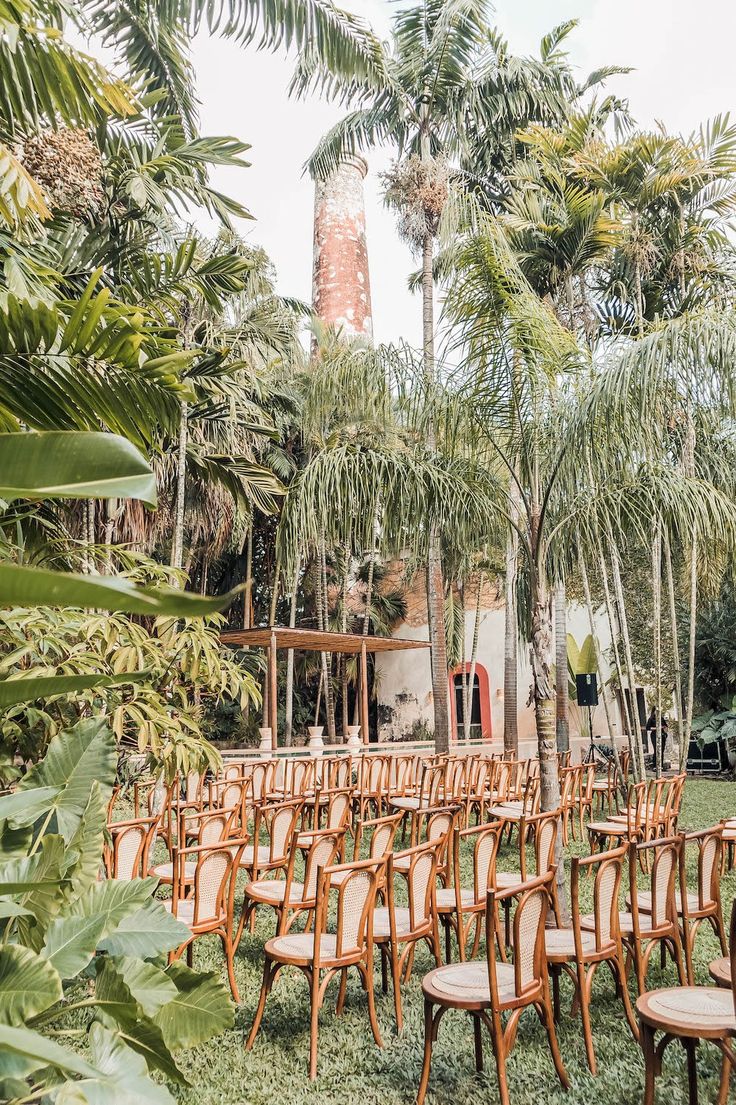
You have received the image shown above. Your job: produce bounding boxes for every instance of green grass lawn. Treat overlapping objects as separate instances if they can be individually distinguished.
[171,778,736,1105]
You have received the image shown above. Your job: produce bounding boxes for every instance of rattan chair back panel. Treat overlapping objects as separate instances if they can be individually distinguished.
[113,822,149,879]
[472,824,502,902]
[302,832,342,899]
[251,761,275,802]
[332,866,377,956]
[199,811,230,846]
[408,846,436,929]
[193,847,231,925]
[650,840,678,928]
[268,803,301,862]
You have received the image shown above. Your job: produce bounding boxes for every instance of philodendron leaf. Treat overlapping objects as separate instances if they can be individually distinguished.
[41,912,107,979]
[18,718,116,841]
[97,898,190,958]
[0,1024,99,1080]
[67,877,158,940]
[0,431,157,506]
[0,563,242,616]
[0,785,60,826]
[65,781,108,897]
[94,958,187,1085]
[67,1022,175,1105]
[0,944,62,1024]
[0,834,66,943]
[109,958,178,1017]
[0,671,147,709]
[154,960,234,1050]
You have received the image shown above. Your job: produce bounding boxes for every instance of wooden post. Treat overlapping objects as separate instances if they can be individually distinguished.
[269,631,278,750]
[360,640,369,745]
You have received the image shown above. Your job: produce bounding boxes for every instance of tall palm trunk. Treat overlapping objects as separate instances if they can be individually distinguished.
[652,522,663,777]
[317,537,336,742]
[284,555,300,747]
[684,533,697,771]
[663,531,684,766]
[170,399,188,572]
[503,513,518,756]
[554,581,569,752]
[463,572,484,741]
[610,541,646,781]
[242,522,253,629]
[341,541,350,736]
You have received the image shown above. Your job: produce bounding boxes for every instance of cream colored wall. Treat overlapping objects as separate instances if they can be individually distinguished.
[374,601,624,745]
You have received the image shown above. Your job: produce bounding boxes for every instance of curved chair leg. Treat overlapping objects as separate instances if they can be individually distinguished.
[245,957,276,1051]
[219,931,239,1003]
[335,968,348,1015]
[473,1014,483,1072]
[360,960,383,1049]
[577,965,597,1074]
[640,1021,657,1105]
[389,941,403,1032]
[536,986,570,1090]
[308,966,321,1081]
[416,1000,438,1105]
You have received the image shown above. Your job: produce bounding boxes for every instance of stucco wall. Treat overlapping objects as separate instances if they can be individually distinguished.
[374,600,623,745]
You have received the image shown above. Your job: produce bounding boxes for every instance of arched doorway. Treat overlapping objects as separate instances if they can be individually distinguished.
[449,663,492,741]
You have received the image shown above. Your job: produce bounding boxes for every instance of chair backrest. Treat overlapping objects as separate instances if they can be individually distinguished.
[571,844,627,953]
[185,771,204,805]
[625,781,648,835]
[362,754,387,795]
[630,836,681,930]
[419,762,446,807]
[319,858,382,959]
[520,809,559,880]
[354,813,402,862]
[109,817,158,879]
[199,810,232,847]
[494,760,512,800]
[323,788,352,832]
[297,829,343,904]
[189,840,244,926]
[487,873,551,1003]
[328,756,352,790]
[452,822,503,908]
[286,758,314,798]
[391,840,437,932]
[251,760,275,802]
[683,825,722,912]
[258,799,302,863]
[223,762,243,781]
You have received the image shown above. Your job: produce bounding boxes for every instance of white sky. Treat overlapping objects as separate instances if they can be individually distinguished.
[183,2,733,347]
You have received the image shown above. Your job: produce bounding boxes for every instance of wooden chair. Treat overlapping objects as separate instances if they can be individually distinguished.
[460,756,495,826]
[636,826,727,985]
[573,764,596,839]
[150,807,236,887]
[374,840,442,1031]
[398,805,460,888]
[436,821,504,963]
[356,754,389,821]
[105,816,159,879]
[388,760,446,821]
[545,844,638,1074]
[164,837,247,1001]
[637,899,736,1105]
[246,856,385,1080]
[590,759,619,815]
[331,812,402,895]
[297,787,352,846]
[240,827,344,937]
[588,780,647,854]
[234,798,303,942]
[594,837,687,994]
[495,808,563,936]
[416,872,568,1105]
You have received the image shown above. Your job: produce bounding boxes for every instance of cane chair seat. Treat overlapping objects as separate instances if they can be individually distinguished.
[162,898,209,928]
[488,803,523,820]
[632,889,702,915]
[708,956,731,987]
[150,860,196,884]
[267,932,349,965]
[389,795,421,812]
[587,819,632,836]
[246,878,307,904]
[494,870,523,889]
[637,986,736,1037]
[544,927,599,958]
[422,960,517,1006]
[581,910,662,938]
[238,844,272,867]
[435,886,475,911]
[373,906,412,939]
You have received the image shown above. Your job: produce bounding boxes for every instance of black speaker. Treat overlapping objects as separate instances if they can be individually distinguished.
[576,673,598,707]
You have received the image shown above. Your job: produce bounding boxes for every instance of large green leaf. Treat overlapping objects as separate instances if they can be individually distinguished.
[0,432,156,506]
[0,785,60,826]
[18,718,116,841]
[0,834,66,943]
[41,912,107,979]
[0,1024,99,1080]
[0,563,242,616]
[67,1023,175,1105]
[97,899,190,958]
[65,782,108,897]
[94,959,187,1085]
[0,671,147,709]
[110,958,178,1017]
[0,944,62,1025]
[67,878,158,939]
[154,961,234,1050]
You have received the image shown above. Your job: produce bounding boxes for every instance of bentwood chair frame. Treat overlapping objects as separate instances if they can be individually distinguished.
[616,837,688,994]
[235,797,304,943]
[166,837,247,1001]
[637,899,736,1105]
[331,812,402,895]
[241,827,344,937]
[545,844,638,1074]
[588,780,647,855]
[151,806,238,887]
[356,754,389,821]
[495,808,563,939]
[105,815,159,879]
[417,872,569,1105]
[436,821,504,963]
[374,841,442,1030]
[246,856,385,1080]
[400,805,461,888]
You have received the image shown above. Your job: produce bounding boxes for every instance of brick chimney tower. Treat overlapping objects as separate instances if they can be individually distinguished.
[312,155,373,340]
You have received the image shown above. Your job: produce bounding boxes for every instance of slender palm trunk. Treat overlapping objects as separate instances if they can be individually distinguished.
[284,554,300,747]
[242,522,253,629]
[170,399,188,572]
[554,580,569,752]
[595,532,636,743]
[610,541,646,781]
[341,542,350,736]
[503,520,518,756]
[464,572,483,741]
[85,500,95,574]
[317,537,336,742]
[422,226,449,753]
[684,533,697,771]
[652,522,663,777]
[663,530,684,766]
[103,498,116,573]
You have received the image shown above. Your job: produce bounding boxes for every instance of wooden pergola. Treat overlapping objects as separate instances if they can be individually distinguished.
[220,627,430,749]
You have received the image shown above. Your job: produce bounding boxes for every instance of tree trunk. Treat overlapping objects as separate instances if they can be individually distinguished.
[684,532,697,771]
[652,522,663,777]
[317,538,336,742]
[284,555,300,747]
[554,580,569,753]
[464,572,484,741]
[422,227,450,753]
[610,541,646,782]
[341,542,350,737]
[242,522,253,629]
[663,530,684,768]
[503,522,518,756]
[170,399,188,572]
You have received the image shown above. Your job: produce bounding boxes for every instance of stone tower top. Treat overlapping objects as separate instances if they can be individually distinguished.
[312,155,373,340]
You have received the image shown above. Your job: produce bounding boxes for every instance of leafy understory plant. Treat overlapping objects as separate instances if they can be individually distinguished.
[0,717,234,1104]
[691,697,736,770]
